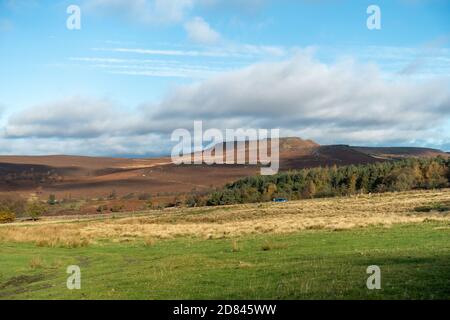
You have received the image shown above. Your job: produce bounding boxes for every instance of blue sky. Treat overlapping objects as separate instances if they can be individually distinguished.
[0,0,449,156]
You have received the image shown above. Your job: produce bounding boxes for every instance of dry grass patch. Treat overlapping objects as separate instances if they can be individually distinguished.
[0,189,449,244]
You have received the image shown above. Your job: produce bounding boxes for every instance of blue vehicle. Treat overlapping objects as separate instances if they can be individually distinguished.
[272,198,288,203]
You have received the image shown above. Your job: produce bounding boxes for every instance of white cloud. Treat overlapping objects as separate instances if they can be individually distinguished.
[184,17,221,44]
[4,97,143,139]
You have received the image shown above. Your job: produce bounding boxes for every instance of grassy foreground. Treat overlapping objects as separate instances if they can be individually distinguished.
[1,221,450,300]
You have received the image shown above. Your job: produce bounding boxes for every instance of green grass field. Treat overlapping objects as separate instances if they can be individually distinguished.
[1,221,449,300]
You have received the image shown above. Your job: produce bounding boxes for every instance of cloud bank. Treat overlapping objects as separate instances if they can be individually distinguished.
[2,53,450,155]
[153,54,450,143]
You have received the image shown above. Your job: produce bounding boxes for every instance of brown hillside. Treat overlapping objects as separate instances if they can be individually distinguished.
[0,138,444,200]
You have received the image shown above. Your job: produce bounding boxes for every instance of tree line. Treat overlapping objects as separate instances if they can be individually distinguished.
[200,157,450,206]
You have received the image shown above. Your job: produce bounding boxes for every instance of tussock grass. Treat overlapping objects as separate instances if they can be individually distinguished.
[29,257,43,269]
[231,239,240,252]
[143,237,157,247]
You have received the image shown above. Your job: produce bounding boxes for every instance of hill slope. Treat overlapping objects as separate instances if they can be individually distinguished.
[0,138,447,199]
[352,146,448,160]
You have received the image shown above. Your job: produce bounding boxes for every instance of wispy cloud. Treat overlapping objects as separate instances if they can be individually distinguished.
[92,47,233,58]
[69,56,232,78]
[101,65,222,78]
[93,43,288,59]
[79,42,289,79]
[318,45,450,79]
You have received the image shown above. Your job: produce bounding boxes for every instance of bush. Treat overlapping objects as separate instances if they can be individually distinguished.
[108,190,117,200]
[146,200,154,209]
[0,210,15,224]
[96,205,108,213]
[121,193,135,200]
[26,201,47,220]
[138,193,152,201]
[110,205,124,213]
[0,197,26,217]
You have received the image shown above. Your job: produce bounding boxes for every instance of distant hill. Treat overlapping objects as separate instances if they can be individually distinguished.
[351,146,448,160]
[0,138,447,199]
